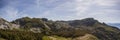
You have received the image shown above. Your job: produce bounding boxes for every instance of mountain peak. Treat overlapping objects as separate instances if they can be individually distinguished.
[81,18,95,20]
[69,18,99,26]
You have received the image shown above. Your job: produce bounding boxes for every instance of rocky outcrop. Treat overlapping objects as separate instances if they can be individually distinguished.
[0,17,19,29]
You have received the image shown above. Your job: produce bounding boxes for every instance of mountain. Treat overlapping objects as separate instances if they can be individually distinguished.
[0,17,120,40]
[107,23,120,29]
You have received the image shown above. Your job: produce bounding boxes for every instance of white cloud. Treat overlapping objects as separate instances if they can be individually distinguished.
[0,0,119,23]
[40,0,120,23]
[5,7,18,18]
[72,0,120,23]
[94,0,117,6]
[0,7,19,20]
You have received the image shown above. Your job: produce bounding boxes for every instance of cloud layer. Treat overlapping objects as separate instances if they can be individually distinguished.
[0,0,120,23]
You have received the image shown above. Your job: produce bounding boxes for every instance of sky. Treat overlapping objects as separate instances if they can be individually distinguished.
[0,0,120,23]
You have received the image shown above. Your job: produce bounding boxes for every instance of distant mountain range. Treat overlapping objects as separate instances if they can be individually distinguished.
[107,23,120,29]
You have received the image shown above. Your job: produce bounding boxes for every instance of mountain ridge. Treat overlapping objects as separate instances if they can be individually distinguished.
[107,23,120,29]
[0,17,120,40]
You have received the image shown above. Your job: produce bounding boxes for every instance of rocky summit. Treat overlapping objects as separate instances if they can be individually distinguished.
[0,17,120,40]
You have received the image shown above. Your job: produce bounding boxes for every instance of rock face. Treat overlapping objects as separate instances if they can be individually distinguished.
[0,18,19,29]
[0,17,120,40]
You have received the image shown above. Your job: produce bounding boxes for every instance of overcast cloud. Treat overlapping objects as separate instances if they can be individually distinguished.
[0,0,120,23]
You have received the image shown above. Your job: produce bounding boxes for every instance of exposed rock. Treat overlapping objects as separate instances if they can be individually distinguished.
[30,28,41,33]
[0,17,19,29]
[0,17,120,40]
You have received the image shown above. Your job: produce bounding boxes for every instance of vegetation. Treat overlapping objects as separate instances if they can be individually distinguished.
[42,36,72,40]
[0,17,119,40]
[0,29,43,40]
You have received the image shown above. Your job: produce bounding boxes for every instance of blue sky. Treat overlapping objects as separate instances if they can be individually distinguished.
[0,0,120,23]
